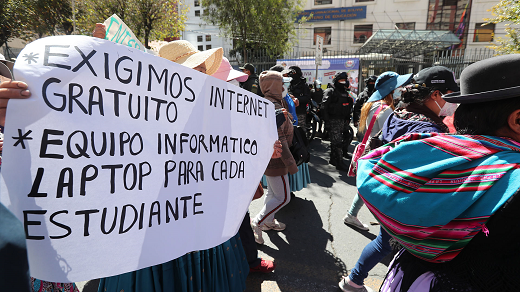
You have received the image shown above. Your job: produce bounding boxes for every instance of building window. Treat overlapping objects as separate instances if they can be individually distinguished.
[198,45,204,51]
[195,10,200,17]
[355,0,374,2]
[474,23,494,42]
[354,24,373,43]
[194,0,200,6]
[206,45,212,50]
[197,35,203,42]
[314,27,332,45]
[396,22,415,30]
[205,35,211,42]
[443,0,457,5]
[314,0,332,4]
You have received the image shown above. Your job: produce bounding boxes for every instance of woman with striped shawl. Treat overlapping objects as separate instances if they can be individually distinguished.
[339,67,457,292]
[358,55,520,291]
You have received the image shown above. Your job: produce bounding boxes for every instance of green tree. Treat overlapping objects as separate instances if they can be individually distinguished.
[0,0,33,55]
[484,0,520,54]
[31,0,74,37]
[76,0,188,48]
[201,0,306,62]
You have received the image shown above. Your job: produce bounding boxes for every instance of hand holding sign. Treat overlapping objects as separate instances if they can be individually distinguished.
[0,77,31,126]
[92,23,106,39]
[2,35,277,282]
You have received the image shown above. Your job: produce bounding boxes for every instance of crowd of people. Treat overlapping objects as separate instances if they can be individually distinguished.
[1,22,520,292]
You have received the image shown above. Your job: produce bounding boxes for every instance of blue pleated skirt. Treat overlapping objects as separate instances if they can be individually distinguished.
[97,233,248,292]
[261,163,311,192]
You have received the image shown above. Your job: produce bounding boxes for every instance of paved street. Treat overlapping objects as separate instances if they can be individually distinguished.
[245,136,395,292]
[78,135,394,292]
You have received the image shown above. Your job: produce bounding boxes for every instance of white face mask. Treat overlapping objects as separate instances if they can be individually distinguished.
[393,88,402,100]
[338,81,347,84]
[228,79,240,87]
[435,100,459,117]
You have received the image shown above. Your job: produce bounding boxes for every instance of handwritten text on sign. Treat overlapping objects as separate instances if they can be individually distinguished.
[103,14,145,51]
[2,35,277,282]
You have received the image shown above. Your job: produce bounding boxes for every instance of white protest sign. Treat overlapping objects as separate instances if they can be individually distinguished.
[103,14,145,51]
[2,35,277,282]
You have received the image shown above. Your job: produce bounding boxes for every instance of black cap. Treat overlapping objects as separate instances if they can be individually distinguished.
[413,66,459,92]
[239,63,255,73]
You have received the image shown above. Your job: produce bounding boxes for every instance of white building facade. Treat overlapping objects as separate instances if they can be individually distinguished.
[296,0,503,53]
[181,0,233,52]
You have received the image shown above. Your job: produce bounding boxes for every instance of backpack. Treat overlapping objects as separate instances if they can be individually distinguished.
[275,109,310,166]
[291,125,310,166]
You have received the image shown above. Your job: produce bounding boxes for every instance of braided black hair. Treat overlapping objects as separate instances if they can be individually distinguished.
[401,84,451,105]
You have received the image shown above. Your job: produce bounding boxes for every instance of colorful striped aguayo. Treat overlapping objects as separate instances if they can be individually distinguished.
[357,133,520,263]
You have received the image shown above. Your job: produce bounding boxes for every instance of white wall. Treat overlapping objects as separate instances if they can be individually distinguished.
[466,0,504,50]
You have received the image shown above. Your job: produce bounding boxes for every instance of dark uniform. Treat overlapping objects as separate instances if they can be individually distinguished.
[239,63,263,97]
[352,75,377,126]
[287,66,311,128]
[322,72,353,170]
[240,73,262,96]
[311,80,324,134]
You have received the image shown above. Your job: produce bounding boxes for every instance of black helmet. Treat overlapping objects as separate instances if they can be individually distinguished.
[332,72,348,84]
[288,65,302,77]
[365,75,377,85]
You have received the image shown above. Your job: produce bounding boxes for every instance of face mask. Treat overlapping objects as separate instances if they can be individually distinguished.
[436,101,459,117]
[228,79,240,87]
[339,81,347,84]
[393,88,402,100]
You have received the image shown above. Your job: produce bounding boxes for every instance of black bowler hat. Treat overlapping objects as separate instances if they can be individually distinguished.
[443,54,520,104]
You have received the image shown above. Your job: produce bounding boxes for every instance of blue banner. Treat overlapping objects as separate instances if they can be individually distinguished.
[297,6,367,22]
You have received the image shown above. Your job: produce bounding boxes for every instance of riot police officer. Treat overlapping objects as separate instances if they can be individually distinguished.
[322,72,353,171]
[353,75,377,127]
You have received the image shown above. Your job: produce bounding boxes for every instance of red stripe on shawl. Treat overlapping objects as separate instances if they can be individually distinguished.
[417,184,496,193]
[369,171,415,194]
[422,135,500,160]
[474,135,520,151]
[440,164,518,175]
[379,160,430,182]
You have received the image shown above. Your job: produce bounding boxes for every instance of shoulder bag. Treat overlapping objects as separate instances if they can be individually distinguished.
[347,105,387,177]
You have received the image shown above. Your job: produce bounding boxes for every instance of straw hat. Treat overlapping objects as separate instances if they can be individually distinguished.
[213,57,248,82]
[0,53,14,79]
[159,40,223,76]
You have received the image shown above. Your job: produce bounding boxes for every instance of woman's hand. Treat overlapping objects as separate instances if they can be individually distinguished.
[291,95,299,107]
[0,76,31,126]
[272,140,282,159]
[93,23,106,39]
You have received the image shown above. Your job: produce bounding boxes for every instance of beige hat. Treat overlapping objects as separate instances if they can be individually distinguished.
[159,40,223,76]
